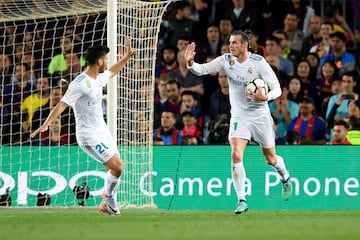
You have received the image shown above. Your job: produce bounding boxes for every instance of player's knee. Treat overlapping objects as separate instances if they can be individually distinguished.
[231,149,243,163]
[114,160,123,176]
[108,157,123,177]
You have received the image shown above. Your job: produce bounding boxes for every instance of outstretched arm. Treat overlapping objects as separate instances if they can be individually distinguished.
[185,42,224,75]
[31,101,69,138]
[109,37,136,78]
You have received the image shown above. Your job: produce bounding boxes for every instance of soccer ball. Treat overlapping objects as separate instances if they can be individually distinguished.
[246,78,268,95]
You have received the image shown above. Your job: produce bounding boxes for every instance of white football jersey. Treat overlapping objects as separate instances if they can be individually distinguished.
[61,70,111,133]
[188,53,281,119]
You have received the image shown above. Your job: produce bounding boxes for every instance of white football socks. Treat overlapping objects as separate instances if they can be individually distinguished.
[273,155,290,181]
[104,170,120,197]
[232,162,246,201]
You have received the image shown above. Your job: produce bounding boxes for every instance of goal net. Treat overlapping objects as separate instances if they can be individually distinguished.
[0,0,172,208]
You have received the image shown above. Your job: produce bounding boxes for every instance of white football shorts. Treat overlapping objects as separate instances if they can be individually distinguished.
[228,114,275,149]
[76,128,120,164]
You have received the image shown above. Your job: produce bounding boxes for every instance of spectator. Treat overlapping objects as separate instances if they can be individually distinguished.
[320,78,341,120]
[286,0,315,36]
[295,59,315,97]
[48,35,86,76]
[320,31,356,76]
[167,1,194,47]
[330,119,351,145]
[348,99,360,119]
[168,49,204,97]
[272,29,291,59]
[21,76,50,133]
[287,96,329,145]
[246,29,266,57]
[0,54,12,86]
[287,77,303,103]
[176,35,190,52]
[208,71,230,121]
[220,42,230,55]
[155,45,178,80]
[268,57,290,87]
[224,0,257,31]
[179,109,202,140]
[315,60,339,110]
[40,116,69,146]
[285,130,300,145]
[200,55,220,113]
[269,84,299,144]
[256,0,287,43]
[301,15,322,55]
[206,71,230,145]
[181,135,198,145]
[22,52,40,85]
[219,16,234,44]
[305,52,320,80]
[177,90,203,130]
[265,36,294,77]
[324,4,356,46]
[153,110,182,145]
[154,76,168,105]
[162,79,182,114]
[277,11,304,59]
[1,65,35,145]
[192,0,232,43]
[31,85,76,145]
[195,23,223,63]
[309,21,334,59]
[65,52,82,80]
[10,63,33,87]
[326,72,358,129]
[347,116,360,145]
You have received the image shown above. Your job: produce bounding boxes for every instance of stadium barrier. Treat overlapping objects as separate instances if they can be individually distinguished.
[1,146,359,210]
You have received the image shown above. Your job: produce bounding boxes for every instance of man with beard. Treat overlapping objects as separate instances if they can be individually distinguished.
[156,45,178,80]
[287,96,329,145]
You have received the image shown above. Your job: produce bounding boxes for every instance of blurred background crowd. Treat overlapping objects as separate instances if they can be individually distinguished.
[1,0,359,146]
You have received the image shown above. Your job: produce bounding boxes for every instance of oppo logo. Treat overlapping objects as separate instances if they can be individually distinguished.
[0,171,106,205]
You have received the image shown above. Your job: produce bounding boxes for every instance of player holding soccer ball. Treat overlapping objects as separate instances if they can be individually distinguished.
[184,30,292,214]
[31,38,135,216]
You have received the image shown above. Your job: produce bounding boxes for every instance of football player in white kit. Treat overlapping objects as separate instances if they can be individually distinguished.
[31,38,135,216]
[184,30,292,214]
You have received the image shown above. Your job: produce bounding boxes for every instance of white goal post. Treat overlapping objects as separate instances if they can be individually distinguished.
[0,0,173,208]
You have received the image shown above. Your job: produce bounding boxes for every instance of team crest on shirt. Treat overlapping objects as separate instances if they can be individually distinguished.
[247,67,253,74]
[229,59,235,66]
[85,80,91,88]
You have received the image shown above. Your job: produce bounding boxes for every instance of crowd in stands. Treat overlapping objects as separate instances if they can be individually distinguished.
[153,0,360,146]
[1,0,360,146]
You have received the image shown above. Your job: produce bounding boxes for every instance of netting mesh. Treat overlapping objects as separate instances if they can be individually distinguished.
[0,0,172,208]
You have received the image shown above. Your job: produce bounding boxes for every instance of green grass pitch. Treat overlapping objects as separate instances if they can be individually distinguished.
[1,209,360,240]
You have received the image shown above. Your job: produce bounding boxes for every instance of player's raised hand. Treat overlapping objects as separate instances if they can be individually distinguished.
[125,37,136,57]
[184,42,196,66]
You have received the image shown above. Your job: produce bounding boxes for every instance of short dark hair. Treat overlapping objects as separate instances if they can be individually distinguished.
[181,90,197,100]
[286,131,300,145]
[166,79,180,89]
[161,109,176,118]
[231,30,251,44]
[348,116,360,130]
[334,119,350,130]
[85,45,110,66]
[266,35,280,45]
